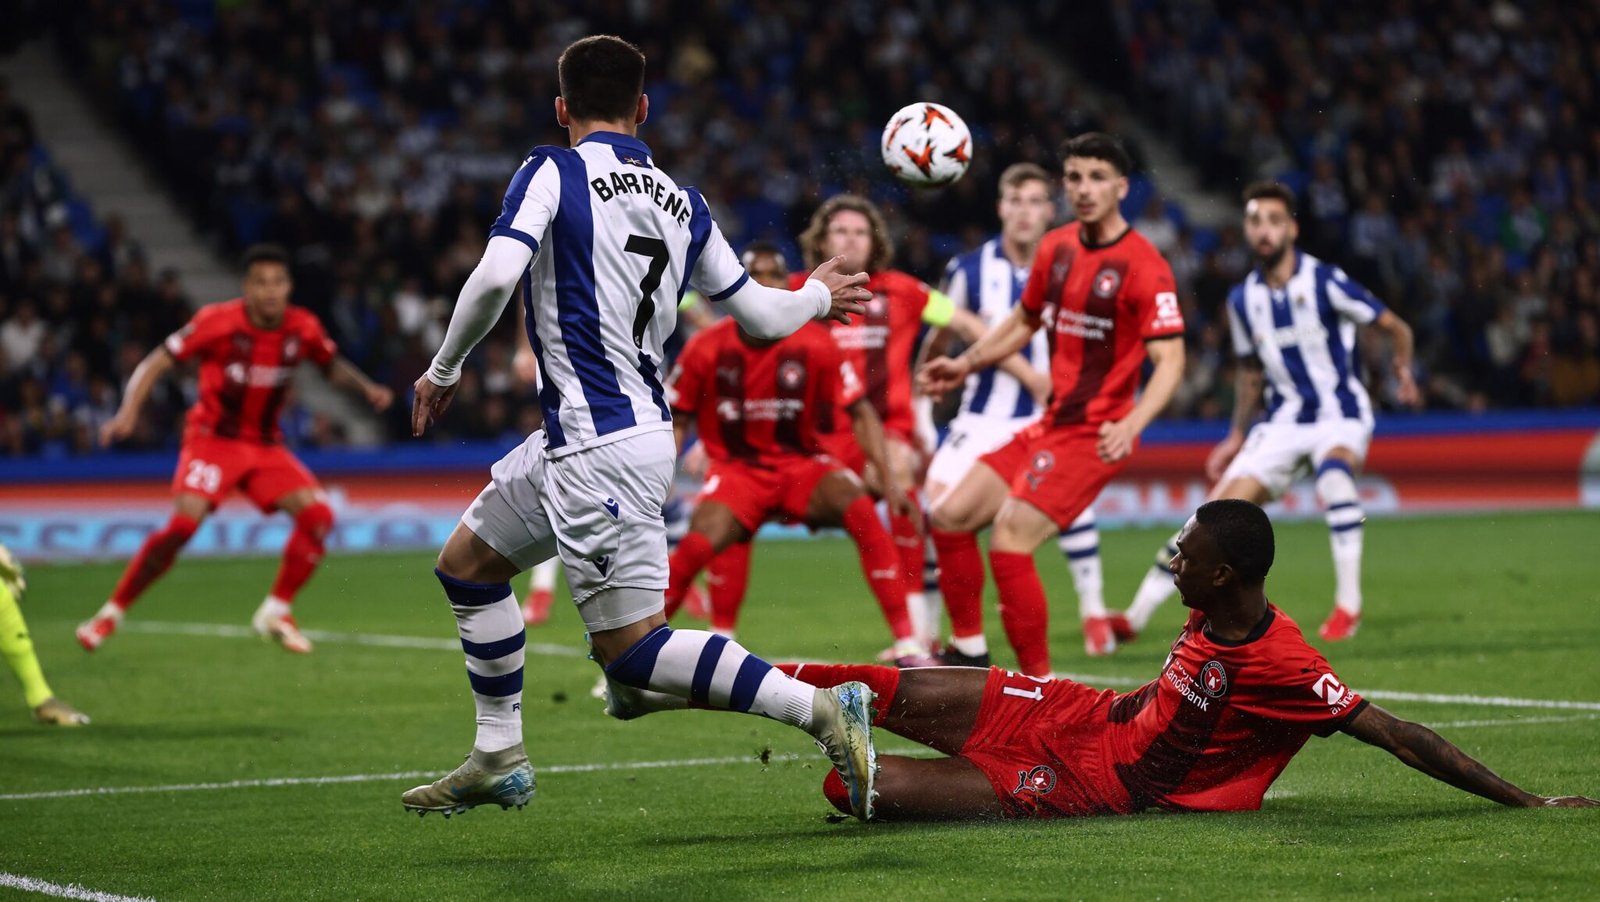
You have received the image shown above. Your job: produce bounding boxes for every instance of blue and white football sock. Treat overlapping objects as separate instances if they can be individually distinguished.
[605,625,815,729]
[436,569,525,753]
[1317,459,1364,615]
[1058,510,1106,619]
[1126,532,1181,631]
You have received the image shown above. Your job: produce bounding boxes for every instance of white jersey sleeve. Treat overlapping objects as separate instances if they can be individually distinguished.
[1226,282,1255,358]
[1324,266,1387,325]
[687,217,750,300]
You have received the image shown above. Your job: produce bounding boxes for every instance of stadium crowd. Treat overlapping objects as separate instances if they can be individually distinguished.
[2,0,1596,459]
[1073,0,1600,410]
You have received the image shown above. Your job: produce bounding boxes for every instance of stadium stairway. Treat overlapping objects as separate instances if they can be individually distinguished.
[0,42,385,446]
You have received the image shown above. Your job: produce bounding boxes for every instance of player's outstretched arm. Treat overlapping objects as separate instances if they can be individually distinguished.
[1342,703,1598,808]
[1372,310,1421,407]
[100,346,176,446]
[326,355,394,412]
[849,398,915,519]
[718,255,869,339]
[413,235,533,436]
[1206,357,1265,481]
[917,306,1038,400]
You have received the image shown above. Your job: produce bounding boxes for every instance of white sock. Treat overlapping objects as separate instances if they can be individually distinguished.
[437,571,525,753]
[906,591,943,647]
[948,634,988,657]
[1058,511,1105,619]
[605,626,815,730]
[1125,533,1181,631]
[530,558,560,593]
[259,596,292,618]
[1317,463,1364,615]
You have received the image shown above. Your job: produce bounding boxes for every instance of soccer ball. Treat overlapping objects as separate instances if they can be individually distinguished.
[881,102,972,187]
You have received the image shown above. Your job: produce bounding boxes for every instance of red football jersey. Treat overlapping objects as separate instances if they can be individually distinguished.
[1019,223,1185,427]
[164,299,337,445]
[1096,604,1366,813]
[790,270,934,437]
[667,319,864,463]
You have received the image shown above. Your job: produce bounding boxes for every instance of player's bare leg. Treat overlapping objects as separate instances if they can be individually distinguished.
[79,492,211,651]
[403,524,534,817]
[870,438,937,645]
[251,487,333,654]
[988,497,1060,671]
[663,501,751,619]
[1119,474,1270,641]
[928,462,1008,666]
[1315,447,1365,641]
[806,469,933,666]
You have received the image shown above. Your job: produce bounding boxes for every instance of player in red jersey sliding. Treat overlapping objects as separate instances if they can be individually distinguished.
[794,196,990,644]
[663,243,932,664]
[79,244,394,654]
[779,500,1598,820]
[920,133,1186,668]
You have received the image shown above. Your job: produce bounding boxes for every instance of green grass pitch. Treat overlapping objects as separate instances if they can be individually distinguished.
[2,511,1597,900]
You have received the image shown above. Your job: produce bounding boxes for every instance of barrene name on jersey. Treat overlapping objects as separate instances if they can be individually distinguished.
[588,169,691,226]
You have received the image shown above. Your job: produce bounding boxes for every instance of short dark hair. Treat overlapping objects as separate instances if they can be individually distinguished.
[558,35,646,123]
[1195,499,1275,586]
[1059,132,1132,176]
[242,243,290,271]
[1243,181,1298,218]
[740,240,787,270]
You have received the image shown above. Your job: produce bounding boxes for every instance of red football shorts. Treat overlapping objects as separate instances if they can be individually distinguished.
[697,456,848,532]
[977,423,1132,528]
[172,434,321,513]
[960,667,1129,818]
[825,428,922,482]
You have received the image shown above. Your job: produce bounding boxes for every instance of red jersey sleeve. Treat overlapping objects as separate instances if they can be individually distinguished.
[1130,249,1185,340]
[1234,634,1366,737]
[164,303,233,363]
[296,310,338,367]
[665,332,710,415]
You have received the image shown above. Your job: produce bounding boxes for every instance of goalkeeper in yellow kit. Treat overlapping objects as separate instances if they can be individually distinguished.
[0,546,89,725]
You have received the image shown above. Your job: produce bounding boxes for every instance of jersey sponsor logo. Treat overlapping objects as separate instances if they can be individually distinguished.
[1261,321,1329,348]
[1092,268,1122,299]
[1163,661,1211,711]
[1200,660,1229,698]
[831,324,890,350]
[1012,764,1057,796]
[224,362,293,387]
[778,360,807,391]
[1054,307,1113,340]
[1312,672,1354,713]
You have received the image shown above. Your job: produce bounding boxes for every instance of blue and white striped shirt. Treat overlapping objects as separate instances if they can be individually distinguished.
[941,238,1049,420]
[492,132,750,456]
[1226,250,1387,426]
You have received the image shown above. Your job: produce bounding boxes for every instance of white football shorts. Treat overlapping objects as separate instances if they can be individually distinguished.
[461,427,675,631]
[1219,417,1373,499]
[926,412,1038,490]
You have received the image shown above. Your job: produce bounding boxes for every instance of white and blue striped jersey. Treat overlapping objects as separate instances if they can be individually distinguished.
[491,132,751,456]
[941,238,1050,420]
[1226,250,1387,425]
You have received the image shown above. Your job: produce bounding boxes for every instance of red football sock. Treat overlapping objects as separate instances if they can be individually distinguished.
[665,531,716,619]
[707,540,751,634]
[842,495,913,640]
[932,528,985,639]
[889,491,925,593]
[989,549,1051,676]
[110,514,200,609]
[270,502,333,603]
[776,662,900,724]
[821,768,851,814]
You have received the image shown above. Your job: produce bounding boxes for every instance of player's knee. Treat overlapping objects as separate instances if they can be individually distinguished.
[295,501,335,540]
[928,500,970,533]
[1314,459,1359,506]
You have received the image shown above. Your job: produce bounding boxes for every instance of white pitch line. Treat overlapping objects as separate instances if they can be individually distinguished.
[118,622,1600,712]
[0,872,155,902]
[1429,712,1600,730]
